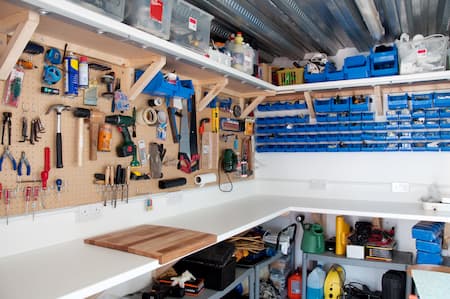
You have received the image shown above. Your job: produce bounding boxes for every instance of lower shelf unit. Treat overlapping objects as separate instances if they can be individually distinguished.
[302,250,413,299]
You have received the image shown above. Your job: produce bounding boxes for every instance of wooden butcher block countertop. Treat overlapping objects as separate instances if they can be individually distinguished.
[85,224,217,264]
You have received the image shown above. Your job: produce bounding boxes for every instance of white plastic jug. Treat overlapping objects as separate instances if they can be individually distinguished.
[306,265,326,299]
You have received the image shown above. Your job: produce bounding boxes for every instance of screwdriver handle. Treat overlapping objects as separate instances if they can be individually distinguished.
[105,166,110,186]
[25,186,31,201]
[109,166,114,186]
[44,147,50,172]
[125,166,131,185]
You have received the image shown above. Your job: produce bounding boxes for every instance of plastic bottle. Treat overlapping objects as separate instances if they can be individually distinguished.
[243,43,255,75]
[306,265,325,299]
[232,32,245,71]
[288,268,302,299]
[78,56,89,89]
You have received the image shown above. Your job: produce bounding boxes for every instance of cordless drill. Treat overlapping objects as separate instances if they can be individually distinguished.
[105,115,140,167]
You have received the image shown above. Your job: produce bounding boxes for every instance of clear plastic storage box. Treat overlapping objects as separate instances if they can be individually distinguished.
[396,34,449,74]
[69,0,125,21]
[124,0,174,40]
[170,0,214,54]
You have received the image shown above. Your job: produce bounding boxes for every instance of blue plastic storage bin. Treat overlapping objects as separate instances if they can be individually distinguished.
[373,122,387,130]
[348,123,362,131]
[338,112,349,122]
[426,143,440,151]
[411,93,433,109]
[349,113,362,121]
[387,93,408,110]
[331,96,350,112]
[327,113,338,122]
[412,132,426,140]
[425,120,439,129]
[399,132,412,140]
[412,221,443,241]
[416,251,443,265]
[386,132,398,140]
[137,70,178,97]
[440,131,450,139]
[440,109,450,117]
[316,114,328,123]
[361,112,375,121]
[412,143,427,151]
[386,110,399,120]
[416,238,442,254]
[440,119,450,128]
[325,62,344,81]
[370,44,399,77]
[411,110,426,118]
[304,63,327,83]
[426,132,440,140]
[386,122,398,130]
[433,92,450,107]
[425,110,440,118]
[176,79,195,99]
[314,98,332,113]
[344,55,371,79]
[399,122,412,129]
[350,96,370,112]
[399,143,412,151]
[385,143,399,151]
[398,110,412,120]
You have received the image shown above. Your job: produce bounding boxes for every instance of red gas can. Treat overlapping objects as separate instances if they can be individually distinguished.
[288,268,302,299]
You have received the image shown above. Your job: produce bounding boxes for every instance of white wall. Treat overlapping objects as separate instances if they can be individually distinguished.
[0,180,258,258]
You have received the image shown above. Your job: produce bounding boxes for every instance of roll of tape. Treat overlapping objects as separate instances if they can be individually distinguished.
[148,97,163,107]
[136,107,158,126]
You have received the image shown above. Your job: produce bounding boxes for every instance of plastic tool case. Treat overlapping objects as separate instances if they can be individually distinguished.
[174,242,236,291]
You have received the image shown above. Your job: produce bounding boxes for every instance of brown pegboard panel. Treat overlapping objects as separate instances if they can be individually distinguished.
[0,43,254,219]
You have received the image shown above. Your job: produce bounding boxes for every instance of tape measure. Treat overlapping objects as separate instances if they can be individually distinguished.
[42,65,62,85]
[45,48,62,64]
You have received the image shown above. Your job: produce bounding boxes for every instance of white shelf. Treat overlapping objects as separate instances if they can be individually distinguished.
[276,71,450,93]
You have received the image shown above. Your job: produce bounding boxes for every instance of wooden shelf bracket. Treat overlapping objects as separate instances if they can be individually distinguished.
[239,90,276,119]
[0,10,39,80]
[194,77,229,111]
[126,55,166,101]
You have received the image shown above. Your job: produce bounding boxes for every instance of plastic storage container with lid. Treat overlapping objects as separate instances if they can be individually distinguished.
[68,0,126,21]
[124,0,174,40]
[170,0,214,54]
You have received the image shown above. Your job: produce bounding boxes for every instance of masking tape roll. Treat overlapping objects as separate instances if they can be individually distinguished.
[136,107,158,126]
[194,173,217,187]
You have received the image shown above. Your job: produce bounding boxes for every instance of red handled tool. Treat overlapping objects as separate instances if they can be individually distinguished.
[4,188,9,225]
[25,186,31,215]
[32,186,39,221]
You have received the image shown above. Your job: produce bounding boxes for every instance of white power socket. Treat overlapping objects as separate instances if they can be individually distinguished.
[76,204,103,222]
[391,182,410,193]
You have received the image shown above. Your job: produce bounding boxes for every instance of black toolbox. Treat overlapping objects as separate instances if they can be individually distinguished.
[174,242,236,291]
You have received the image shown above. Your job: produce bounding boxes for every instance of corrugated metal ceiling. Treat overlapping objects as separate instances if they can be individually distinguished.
[185,0,450,61]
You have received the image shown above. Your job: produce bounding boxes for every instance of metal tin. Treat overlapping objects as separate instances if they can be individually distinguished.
[64,55,79,96]
[78,56,89,89]
[97,123,112,152]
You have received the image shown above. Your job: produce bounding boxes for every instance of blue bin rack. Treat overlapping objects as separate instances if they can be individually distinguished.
[411,93,433,110]
[344,55,371,79]
[370,45,399,77]
[387,93,408,110]
[136,70,178,97]
[434,92,450,107]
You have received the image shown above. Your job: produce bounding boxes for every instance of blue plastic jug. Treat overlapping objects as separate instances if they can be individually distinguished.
[306,265,325,299]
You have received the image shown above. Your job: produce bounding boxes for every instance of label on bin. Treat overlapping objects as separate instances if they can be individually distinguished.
[150,0,163,23]
[189,17,197,31]
[417,48,427,57]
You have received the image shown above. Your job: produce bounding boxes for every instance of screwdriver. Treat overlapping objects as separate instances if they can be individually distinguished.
[32,186,39,221]
[25,186,31,215]
[125,166,130,204]
[4,188,9,225]
[0,184,3,224]
[104,166,110,207]
[109,165,115,207]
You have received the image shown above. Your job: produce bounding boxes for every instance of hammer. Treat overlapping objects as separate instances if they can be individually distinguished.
[46,104,71,168]
[73,107,90,167]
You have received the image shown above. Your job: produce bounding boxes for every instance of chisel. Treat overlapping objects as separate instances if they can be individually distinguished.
[104,166,110,206]
[109,165,115,207]
[125,166,130,203]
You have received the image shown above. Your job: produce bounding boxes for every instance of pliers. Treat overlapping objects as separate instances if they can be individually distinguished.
[18,151,31,176]
[0,146,17,171]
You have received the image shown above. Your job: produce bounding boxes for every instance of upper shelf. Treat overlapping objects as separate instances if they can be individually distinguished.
[6,0,450,96]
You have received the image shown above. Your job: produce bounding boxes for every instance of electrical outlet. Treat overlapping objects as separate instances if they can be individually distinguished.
[76,203,103,222]
[392,182,410,193]
[310,179,327,190]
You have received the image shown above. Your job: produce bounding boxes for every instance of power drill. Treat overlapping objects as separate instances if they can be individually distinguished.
[105,115,140,167]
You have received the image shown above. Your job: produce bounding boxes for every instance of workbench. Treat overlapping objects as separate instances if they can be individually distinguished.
[1,195,449,299]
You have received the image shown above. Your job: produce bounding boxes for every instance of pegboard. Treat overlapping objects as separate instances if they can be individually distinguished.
[0,42,254,219]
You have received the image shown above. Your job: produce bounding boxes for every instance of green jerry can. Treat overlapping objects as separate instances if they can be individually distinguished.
[301,223,325,254]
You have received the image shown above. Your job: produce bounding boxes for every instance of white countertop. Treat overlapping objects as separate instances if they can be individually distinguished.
[1,195,449,299]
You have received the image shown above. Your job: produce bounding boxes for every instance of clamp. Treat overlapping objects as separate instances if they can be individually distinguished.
[0,146,17,171]
[18,151,31,176]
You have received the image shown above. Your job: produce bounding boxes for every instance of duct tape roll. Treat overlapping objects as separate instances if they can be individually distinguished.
[136,107,158,126]
[148,97,163,107]
[194,173,217,187]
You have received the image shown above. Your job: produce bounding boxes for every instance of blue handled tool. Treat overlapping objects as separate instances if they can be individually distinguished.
[0,146,17,171]
[18,151,31,176]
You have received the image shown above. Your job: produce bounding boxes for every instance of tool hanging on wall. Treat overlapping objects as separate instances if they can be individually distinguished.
[17,151,31,176]
[177,100,191,174]
[188,96,199,172]
[42,65,62,85]
[0,146,17,171]
[105,115,139,167]
[113,78,130,112]
[149,143,165,179]
[24,186,31,215]
[19,117,28,142]
[101,71,115,109]
[1,112,12,145]
[4,188,10,225]
[209,98,219,133]
[46,104,71,168]
[73,107,90,166]
[45,48,62,64]
[4,65,24,108]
